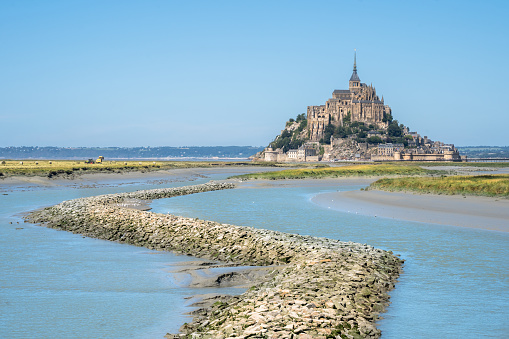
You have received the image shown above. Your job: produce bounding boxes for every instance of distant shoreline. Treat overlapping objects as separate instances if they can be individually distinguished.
[0,146,266,161]
[0,157,252,161]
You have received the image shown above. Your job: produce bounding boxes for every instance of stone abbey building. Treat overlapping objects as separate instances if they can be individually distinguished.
[307,53,392,141]
[255,53,462,162]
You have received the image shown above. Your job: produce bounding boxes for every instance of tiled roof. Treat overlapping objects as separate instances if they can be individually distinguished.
[350,70,360,82]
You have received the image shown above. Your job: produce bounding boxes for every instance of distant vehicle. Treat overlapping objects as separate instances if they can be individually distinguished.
[96,156,105,163]
[85,159,95,164]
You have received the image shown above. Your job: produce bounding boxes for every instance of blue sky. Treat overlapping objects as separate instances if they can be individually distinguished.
[1,0,507,147]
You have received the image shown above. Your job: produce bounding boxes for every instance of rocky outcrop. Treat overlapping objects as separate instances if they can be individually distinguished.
[25,182,403,338]
[326,138,375,161]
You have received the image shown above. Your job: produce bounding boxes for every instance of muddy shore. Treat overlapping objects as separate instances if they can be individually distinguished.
[312,189,509,232]
[25,182,403,338]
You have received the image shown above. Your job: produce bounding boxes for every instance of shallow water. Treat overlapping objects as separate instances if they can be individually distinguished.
[151,182,509,338]
[2,170,508,338]
[0,171,249,338]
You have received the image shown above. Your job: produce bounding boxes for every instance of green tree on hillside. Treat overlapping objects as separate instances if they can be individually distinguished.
[269,114,308,152]
[296,113,306,122]
[382,112,393,123]
[343,112,351,124]
[367,136,383,144]
[320,124,335,144]
[387,120,403,137]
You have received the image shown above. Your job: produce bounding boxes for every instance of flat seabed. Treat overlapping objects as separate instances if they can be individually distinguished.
[312,189,509,232]
[24,182,403,339]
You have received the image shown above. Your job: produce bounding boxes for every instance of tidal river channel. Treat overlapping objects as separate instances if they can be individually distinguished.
[1,168,508,338]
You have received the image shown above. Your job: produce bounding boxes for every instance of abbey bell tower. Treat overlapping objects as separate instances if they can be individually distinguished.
[307,51,390,141]
[349,51,361,92]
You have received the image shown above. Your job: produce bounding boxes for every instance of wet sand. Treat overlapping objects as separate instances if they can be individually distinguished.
[0,167,281,192]
[167,260,278,289]
[236,176,376,189]
[312,189,509,232]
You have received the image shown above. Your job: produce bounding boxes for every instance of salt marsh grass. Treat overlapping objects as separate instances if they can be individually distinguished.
[230,164,442,180]
[370,174,509,197]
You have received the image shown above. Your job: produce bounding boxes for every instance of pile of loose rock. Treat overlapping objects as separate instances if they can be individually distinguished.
[25,182,403,338]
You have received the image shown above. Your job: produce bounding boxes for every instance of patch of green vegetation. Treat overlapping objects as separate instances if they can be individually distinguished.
[270,113,308,152]
[369,174,509,197]
[229,164,443,180]
[319,111,409,145]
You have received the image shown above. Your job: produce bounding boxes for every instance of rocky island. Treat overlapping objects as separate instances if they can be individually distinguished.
[254,52,462,163]
[25,182,403,338]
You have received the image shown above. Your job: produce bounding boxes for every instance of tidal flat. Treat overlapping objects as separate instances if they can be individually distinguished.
[2,165,508,338]
[312,189,509,232]
[25,182,403,338]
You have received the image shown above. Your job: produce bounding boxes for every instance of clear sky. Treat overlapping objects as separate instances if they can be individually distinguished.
[1,0,508,147]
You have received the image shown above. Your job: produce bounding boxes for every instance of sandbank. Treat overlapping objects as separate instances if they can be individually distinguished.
[0,166,282,192]
[236,176,377,189]
[0,169,190,186]
[312,189,509,232]
[167,260,278,289]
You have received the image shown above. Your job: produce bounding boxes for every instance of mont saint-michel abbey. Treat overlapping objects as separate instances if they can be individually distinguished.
[307,53,391,141]
[256,53,462,162]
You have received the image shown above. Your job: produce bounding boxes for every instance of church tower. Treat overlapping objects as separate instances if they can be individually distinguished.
[349,50,361,92]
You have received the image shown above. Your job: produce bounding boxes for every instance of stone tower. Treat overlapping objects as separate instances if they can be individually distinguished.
[349,51,361,92]
[307,51,391,142]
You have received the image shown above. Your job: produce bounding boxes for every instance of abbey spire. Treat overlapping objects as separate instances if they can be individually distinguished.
[349,50,360,91]
[308,52,391,142]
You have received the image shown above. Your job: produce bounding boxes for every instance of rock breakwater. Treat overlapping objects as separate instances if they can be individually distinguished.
[25,182,403,338]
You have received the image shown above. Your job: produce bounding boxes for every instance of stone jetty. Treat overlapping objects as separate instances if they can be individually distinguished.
[25,182,403,338]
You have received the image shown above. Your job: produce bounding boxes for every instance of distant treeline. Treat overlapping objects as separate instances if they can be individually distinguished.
[457,146,509,158]
[0,146,265,160]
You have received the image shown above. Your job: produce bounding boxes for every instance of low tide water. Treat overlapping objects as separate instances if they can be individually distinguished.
[1,171,508,338]
[151,182,509,338]
[0,171,245,338]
